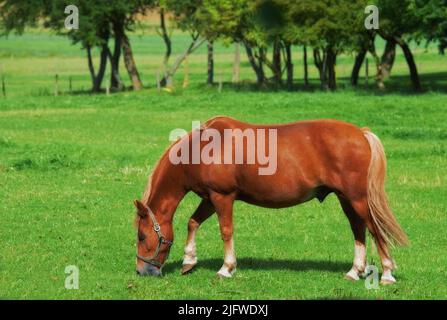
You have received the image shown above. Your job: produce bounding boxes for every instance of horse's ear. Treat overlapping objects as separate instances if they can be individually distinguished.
[134,200,148,218]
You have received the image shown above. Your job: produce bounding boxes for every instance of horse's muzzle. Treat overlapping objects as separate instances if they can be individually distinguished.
[136,262,162,277]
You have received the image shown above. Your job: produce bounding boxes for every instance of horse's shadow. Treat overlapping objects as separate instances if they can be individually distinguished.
[163,257,350,275]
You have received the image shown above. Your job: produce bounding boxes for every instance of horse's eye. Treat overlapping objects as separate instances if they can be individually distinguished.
[138,231,146,241]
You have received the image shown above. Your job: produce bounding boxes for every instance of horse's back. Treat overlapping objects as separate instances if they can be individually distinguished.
[203,116,361,134]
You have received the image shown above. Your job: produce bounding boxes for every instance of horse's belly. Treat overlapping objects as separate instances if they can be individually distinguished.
[236,178,316,208]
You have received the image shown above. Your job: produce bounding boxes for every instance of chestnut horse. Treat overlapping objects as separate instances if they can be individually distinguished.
[134,116,407,284]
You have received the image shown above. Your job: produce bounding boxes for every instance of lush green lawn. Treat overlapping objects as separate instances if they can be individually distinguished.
[0,31,446,299]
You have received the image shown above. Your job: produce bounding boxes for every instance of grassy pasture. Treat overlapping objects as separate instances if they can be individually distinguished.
[0,30,446,299]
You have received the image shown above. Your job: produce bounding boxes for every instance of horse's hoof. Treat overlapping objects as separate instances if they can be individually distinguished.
[345,269,360,281]
[380,279,396,285]
[216,268,235,279]
[380,276,396,285]
[380,271,396,285]
[181,263,197,275]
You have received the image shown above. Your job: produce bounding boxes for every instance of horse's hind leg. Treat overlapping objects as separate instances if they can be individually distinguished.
[348,197,397,285]
[181,199,215,274]
[209,191,237,278]
[338,195,367,281]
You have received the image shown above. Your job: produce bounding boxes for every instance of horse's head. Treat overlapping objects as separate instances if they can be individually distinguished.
[134,200,173,277]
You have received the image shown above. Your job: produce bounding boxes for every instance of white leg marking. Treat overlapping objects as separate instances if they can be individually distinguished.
[380,258,396,284]
[217,238,236,278]
[182,228,197,266]
[346,241,366,280]
[353,241,366,273]
[346,268,360,281]
[381,269,396,284]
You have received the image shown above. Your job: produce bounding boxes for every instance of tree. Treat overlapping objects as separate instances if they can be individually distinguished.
[158,0,206,87]
[106,1,150,91]
[195,0,268,86]
[286,0,366,90]
[155,4,173,84]
[373,0,424,91]
[1,0,147,92]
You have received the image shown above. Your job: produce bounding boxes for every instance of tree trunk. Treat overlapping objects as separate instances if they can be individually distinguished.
[364,37,385,90]
[380,40,396,80]
[244,43,266,86]
[86,45,96,88]
[93,43,109,92]
[160,37,205,87]
[272,39,282,85]
[159,9,172,76]
[207,41,214,85]
[313,48,327,89]
[122,33,142,91]
[232,43,240,83]
[398,40,421,91]
[351,48,367,86]
[303,45,309,86]
[86,43,109,93]
[285,42,293,88]
[109,22,124,91]
[326,48,337,91]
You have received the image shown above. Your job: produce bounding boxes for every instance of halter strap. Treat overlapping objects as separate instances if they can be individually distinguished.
[136,205,173,268]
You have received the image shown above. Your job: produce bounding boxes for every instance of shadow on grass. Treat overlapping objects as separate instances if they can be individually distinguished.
[44,71,447,97]
[197,71,447,95]
[163,257,351,275]
[45,72,447,97]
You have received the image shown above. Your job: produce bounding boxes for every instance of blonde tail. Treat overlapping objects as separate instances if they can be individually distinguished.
[363,128,409,247]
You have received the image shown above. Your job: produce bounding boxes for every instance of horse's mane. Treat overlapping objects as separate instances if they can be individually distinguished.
[141,135,188,205]
[135,149,167,229]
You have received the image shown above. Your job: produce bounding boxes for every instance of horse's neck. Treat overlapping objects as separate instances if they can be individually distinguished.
[145,162,185,224]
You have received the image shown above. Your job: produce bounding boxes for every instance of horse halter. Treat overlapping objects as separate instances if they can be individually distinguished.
[136,206,173,268]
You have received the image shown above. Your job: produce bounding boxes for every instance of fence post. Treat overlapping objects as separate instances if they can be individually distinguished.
[218,72,223,93]
[365,58,369,89]
[55,74,59,96]
[232,43,240,83]
[1,75,5,97]
[156,72,161,93]
[183,56,189,88]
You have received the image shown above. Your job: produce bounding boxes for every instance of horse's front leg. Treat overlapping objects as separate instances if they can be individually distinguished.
[182,199,215,274]
[210,191,237,278]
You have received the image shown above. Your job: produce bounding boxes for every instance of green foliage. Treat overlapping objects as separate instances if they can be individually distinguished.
[195,0,250,43]
[284,0,367,52]
[374,0,421,38]
[414,0,447,53]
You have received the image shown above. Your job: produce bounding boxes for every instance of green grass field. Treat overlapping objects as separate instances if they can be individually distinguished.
[0,30,446,299]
